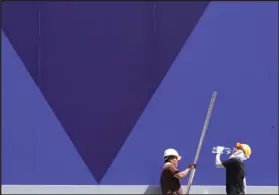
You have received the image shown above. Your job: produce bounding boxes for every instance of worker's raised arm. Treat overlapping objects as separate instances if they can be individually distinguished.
[165,163,195,179]
[215,153,224,168]
[215,146,225,168]
[174,164,196,179]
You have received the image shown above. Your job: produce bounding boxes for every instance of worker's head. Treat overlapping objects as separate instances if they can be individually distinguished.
[230,142,251,161]
[163,148,181,167]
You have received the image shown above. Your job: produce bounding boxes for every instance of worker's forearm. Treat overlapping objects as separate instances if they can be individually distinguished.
[176,168,191,179]
[215,154,224,168]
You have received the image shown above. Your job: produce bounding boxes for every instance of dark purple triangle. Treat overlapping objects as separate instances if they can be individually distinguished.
[2,2,41,85]
[2,2,208,183]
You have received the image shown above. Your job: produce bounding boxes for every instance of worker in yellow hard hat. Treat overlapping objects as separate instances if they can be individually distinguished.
[215,142,252,195]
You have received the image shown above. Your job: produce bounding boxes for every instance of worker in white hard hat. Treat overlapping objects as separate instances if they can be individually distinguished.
[160,148,196,195]
[215,142,252,195]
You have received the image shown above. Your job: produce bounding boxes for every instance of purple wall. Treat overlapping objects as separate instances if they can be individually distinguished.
[2,2,278,186]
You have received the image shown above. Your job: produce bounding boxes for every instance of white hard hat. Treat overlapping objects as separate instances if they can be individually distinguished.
[163,148,181,160]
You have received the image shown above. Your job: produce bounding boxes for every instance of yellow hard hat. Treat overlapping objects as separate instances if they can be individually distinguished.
[236,142,251,158]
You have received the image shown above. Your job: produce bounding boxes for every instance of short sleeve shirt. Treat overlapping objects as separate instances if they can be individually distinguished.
[222,158,245,194]
[160,162,183,194]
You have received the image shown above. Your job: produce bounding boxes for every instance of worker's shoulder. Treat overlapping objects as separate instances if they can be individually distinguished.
[164,162,172,167]
[230,158,243,164]
[164,162,176,170]
[226,158,244,166]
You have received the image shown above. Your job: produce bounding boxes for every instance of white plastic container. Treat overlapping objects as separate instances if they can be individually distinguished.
[212,146,232,155]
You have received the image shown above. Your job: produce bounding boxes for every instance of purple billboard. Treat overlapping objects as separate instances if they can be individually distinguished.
[2,2,278,186]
